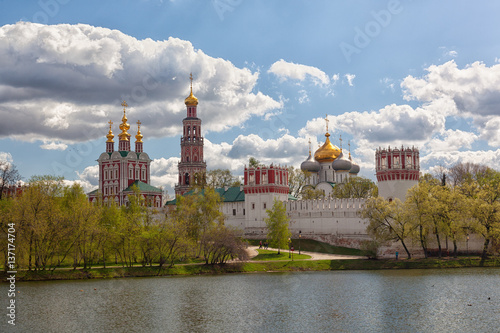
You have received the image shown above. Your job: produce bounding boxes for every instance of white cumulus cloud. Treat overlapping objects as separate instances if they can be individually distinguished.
[268,59,330,85]
[0,22,280,145]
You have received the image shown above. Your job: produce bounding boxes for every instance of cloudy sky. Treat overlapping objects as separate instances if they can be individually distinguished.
[1,0,500,196]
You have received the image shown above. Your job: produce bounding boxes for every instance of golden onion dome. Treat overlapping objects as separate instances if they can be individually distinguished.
[135,120,143,143]
[314,133,341,163]
[118,102,131,141]
[185,73,199,106]
[185,90,198,106]
[106,120,114,142]
[106,129,114,143]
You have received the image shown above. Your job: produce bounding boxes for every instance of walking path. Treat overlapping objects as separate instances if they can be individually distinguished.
[247,246,366,260]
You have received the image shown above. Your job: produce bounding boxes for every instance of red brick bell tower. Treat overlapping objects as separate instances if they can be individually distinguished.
[175,74,207,196]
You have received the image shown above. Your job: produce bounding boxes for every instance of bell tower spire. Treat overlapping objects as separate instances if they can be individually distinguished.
[176,74,206,196]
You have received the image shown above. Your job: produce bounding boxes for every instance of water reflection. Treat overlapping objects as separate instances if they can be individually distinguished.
[1,268,498,332]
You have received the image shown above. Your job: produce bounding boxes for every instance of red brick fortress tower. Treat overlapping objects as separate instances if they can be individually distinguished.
[175,74,207,196]
[376,146,420,202]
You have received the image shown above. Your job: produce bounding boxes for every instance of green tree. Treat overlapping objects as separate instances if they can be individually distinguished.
[405,182,433,258]
[331,177,378,199]
[458,169,500,261]
[362,197,413,259]
[301,187,325,200]
[0,160,21,200]
[206,169,237,188]
[61,184,102,270]
[249,157,260,168]
[265,198,291,254]
[13,175,70,271]
[288,166,309,199]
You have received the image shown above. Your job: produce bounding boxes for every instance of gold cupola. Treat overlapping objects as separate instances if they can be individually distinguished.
[118,101,131,141]
[135,120,143,143]
[106,120,114,142]
[184,73,199,106]
[314,115,341,163]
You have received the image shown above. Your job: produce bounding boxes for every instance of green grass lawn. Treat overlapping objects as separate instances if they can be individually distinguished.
[252,249,312,261]
[248,238,363,256]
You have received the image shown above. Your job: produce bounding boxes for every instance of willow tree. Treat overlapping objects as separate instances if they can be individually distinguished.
[405,182,433,258]
[331,176,378,199]
[265,198,291,254]
[458,169,500,261]
[362,197,412,259]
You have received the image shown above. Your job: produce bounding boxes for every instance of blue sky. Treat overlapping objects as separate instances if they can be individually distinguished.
[1,0,500,196]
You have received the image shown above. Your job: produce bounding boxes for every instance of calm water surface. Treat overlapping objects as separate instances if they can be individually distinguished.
[1,268,499,332]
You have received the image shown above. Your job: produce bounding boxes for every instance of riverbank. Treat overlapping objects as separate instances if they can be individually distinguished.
[2,257,499,281]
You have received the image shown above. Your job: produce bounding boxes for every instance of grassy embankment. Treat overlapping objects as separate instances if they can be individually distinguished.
[2,257,499,282]
[2,239,498,282]
[247,238,364,256]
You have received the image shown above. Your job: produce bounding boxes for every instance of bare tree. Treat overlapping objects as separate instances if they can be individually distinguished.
[0,160,21,200]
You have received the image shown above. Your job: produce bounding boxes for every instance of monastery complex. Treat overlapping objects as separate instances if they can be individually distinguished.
[88,76,483,254]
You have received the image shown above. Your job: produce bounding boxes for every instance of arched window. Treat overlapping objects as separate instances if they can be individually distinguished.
[185,173,190,185]
[187,126,190,135]
[193,126,196,136]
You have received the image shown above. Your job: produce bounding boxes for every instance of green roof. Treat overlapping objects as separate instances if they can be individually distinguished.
[165,186,245,206]
[108,151,140,158]
[124,180,162,193]
[87,189,99,196]
[288,194,298,201]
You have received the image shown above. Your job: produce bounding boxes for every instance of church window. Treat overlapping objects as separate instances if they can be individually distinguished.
[249,174,255,185]
[252,203,255,210]
[129,166,133,179]
[193,126,196,136]
[263,203,267,209]
[141,168,146,180]
[262,173,267,184]
[406,155,412,169]
[394,156,400,168]
[115,186,118,194]
[185,173,190,185]
[381,157,387,169]
[114,169,118,179]
[187,126,190,135]
[135,167,139,180]
[232,209,236,216]
[187,156,190,162]
[243,209,245,215]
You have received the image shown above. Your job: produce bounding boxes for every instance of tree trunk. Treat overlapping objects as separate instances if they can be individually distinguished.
[400,239,411,259]
[435,228,442,258]
[419,225,427,259]
[453,239,458,258]
[480,237,490,264]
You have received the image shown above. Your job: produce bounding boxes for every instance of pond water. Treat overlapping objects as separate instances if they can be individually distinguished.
[1,268,499,332]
